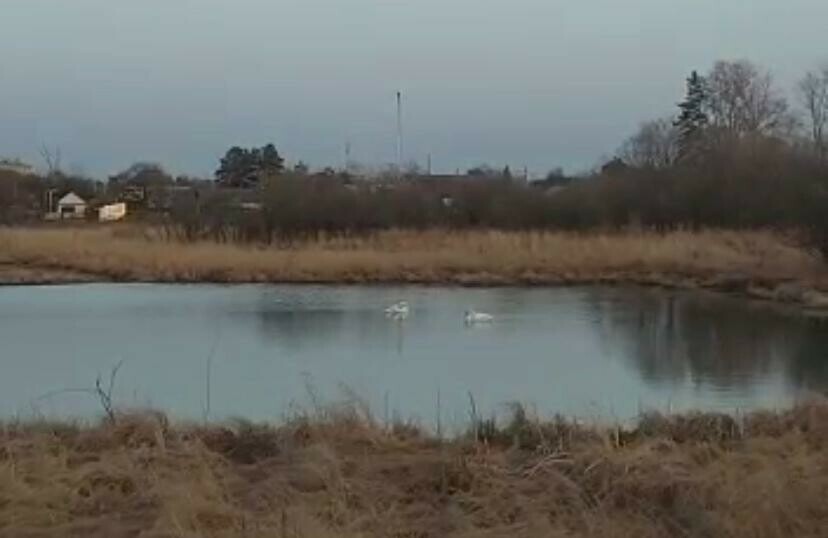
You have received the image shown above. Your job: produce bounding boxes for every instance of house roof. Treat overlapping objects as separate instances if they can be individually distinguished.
[58,192,86,206]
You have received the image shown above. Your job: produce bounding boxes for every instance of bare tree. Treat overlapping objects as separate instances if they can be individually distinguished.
[618,117,680,169]
[39,143,62,176]
[798,67,828,158]
[110,162,173,186]
[706,60,794,138]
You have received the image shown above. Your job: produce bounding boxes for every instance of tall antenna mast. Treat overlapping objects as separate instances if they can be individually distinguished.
[396,91,403,178]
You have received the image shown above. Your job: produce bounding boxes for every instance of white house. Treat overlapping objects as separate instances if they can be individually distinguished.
[56,192,87,220]
[98,202,127,222]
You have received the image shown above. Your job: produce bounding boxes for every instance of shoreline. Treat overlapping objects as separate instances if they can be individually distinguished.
[2,227,828,309]
[3,261,828,311]
[0,262,100,286]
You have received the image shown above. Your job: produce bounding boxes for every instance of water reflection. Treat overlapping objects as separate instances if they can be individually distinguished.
[255,303,411,356]
[1,284,826,421]
[587,288,828,394]
[785,318,828,392]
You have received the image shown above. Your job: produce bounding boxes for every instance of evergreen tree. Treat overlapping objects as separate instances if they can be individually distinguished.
[216,144,285,188]
[674,71,709,162]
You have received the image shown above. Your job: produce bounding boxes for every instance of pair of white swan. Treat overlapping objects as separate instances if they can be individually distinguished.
[384,301,494,324]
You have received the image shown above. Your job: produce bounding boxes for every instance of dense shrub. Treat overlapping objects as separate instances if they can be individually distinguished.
[161,139,828,257]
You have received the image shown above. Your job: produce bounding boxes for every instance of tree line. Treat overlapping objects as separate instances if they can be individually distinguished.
[3,58,828,254]
[166,59,828,251]
[593,59,828,252]
[619,59,826,168]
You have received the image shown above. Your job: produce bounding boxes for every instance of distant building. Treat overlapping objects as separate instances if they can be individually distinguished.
[601,158,629,177]
[119,185,147,205]
[530,174,576,196]
[56,192,87,220]
[0,158,36,176]
[147,185,200,211]
[415,174,466,182]
[98,202,127,222]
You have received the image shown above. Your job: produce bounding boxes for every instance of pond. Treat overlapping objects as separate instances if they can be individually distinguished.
[1,284,826,424]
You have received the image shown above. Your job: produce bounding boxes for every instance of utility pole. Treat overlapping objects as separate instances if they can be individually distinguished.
[427,153,432,176]
[396,91,403,179]
[45,188,57,215]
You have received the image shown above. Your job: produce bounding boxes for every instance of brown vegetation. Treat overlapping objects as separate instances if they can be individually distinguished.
[3,402,828,537]
[1,227,827,299]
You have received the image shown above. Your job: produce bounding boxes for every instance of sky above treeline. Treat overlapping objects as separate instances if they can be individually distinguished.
[1,0,827,178]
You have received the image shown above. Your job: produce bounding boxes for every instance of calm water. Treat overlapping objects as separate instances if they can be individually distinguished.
[1,284,827,424]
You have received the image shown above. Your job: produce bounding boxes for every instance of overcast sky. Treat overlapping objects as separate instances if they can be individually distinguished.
[1,0,827,178]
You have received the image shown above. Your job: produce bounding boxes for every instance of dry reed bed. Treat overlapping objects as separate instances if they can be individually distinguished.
[3,404,828,537]
[0,228,824,291]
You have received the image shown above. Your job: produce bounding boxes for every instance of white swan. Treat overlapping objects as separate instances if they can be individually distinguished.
[465,309,494,324]
[385,301,410,317]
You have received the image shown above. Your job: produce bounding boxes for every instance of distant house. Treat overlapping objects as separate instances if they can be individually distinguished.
[56,192,87,220]
[0,158,36,176]
[98,202,127,222]
[147,185,201,212]
[119,185,147,205]
[530,175,576,196]
[601,158,629,177]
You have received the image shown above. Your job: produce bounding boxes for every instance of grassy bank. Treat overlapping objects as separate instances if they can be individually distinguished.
[0,227,823,286]
[1,227,827,300]
[2,403,828,537]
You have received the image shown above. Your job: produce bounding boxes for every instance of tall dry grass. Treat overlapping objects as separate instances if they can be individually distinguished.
[0,227,824,290]
[3,403,828,537]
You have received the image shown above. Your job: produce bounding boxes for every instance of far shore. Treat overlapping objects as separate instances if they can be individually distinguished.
[2,227,828,308]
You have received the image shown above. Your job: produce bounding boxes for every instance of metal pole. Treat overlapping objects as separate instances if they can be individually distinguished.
[396,91,403,178]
